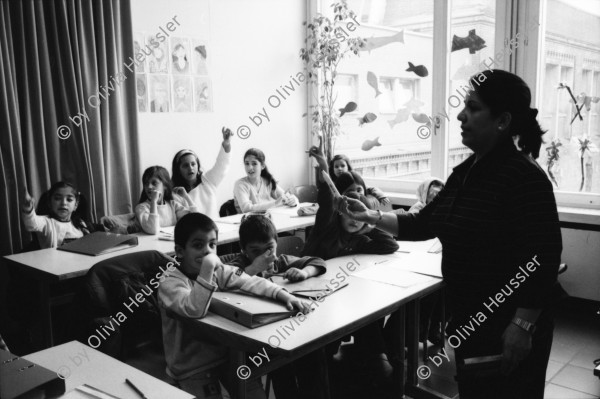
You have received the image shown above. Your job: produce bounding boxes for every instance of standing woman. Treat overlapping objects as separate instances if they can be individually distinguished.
[340,70,565,399]
[171,127,233,219]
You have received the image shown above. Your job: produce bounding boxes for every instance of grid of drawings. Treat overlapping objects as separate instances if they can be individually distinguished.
[133,33,211,113]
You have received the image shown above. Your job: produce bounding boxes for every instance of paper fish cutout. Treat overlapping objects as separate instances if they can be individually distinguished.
[361,31,404,53]
[573,93,600,112]
[388,108,411,128]
[361,137,382,151]
[451,29,486,54]
[404,97,425,112]
[406,62,428,77]
[367,71,382,97]
[339,101,358,117]
[358,112,377,126]
[412,113,432,125]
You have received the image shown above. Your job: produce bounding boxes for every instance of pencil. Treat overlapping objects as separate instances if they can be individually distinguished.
[125,379,148,399]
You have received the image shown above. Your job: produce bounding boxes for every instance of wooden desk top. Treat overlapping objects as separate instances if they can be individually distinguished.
[4,205,315,281]
[23,341,193,399]
[188,254,443,356]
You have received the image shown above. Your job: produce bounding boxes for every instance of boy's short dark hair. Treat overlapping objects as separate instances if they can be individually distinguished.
[239,215,277,248]
[174,213,218,247]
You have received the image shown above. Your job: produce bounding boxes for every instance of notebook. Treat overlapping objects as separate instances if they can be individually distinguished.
[1,349,65,399]
[209,291,296,328]
[269,276,348,299]
[57,231,138,256]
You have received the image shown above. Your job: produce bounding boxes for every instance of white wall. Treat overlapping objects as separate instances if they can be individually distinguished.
[131,0,309,208]
[560,228,600,301]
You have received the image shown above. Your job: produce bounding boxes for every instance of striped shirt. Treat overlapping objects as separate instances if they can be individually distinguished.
[396,139,563,311]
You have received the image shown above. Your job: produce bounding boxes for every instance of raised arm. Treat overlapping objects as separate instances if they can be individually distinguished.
[203,127,233,188]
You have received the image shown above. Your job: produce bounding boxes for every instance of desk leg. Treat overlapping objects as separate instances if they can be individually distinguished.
[406,298,420,387]
[387,306,405,398]
[230,351,247,399]
[39,280,53,348]
[317,347,331,399]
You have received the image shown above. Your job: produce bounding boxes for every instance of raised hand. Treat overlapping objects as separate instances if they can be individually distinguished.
[307,146,328,172]
[21,188,35,213]
[222,127,233,152]
[249,248,277,275]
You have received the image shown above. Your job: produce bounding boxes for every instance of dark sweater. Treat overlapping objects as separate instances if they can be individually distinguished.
[225,253,327,278]
[395,139,564,311]
[302,180,399,260]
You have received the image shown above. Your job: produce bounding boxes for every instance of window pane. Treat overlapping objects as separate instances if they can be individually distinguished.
[447,0,496,175]
[332,0,434,182]
[537,0,600,194]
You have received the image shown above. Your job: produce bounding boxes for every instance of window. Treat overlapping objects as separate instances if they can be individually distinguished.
[315,0,501,191]
[522,0,600,203]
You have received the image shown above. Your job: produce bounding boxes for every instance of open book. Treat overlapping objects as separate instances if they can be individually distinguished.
[209,291,296,328]
[57,232,138,256]
[269,276,348,299]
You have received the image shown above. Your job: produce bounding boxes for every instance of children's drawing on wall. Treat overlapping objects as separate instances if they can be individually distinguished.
[192,40,208,75]
[150,75,170,113]
[133,33,147,73]
[171,38,190,74]
[136,74,148,112]
[194,77,211,112]
[147,34,168,73]
[173,77,193,112]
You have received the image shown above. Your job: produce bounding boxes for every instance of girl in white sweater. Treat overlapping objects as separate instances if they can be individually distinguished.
[233,148,298,213]
[171,127,232,218]
[135,166,198,234]
[20,182,94,248]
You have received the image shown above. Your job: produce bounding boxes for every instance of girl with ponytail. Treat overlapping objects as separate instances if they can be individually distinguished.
[233,148,298,213]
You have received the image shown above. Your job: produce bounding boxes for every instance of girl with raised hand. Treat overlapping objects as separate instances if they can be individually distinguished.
[135,166,197,234]
[171,127,232,219]
[20,182,96,249]
[233,148,298,213]
[329,154,390,207]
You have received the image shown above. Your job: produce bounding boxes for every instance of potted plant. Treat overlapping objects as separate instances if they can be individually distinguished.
[573,137,599,192]
[300,1,365,163]
[545,139,562,188]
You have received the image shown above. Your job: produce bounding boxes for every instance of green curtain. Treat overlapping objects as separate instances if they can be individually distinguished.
[0,0,140,256]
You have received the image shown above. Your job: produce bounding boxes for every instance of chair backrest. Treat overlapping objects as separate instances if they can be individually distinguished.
[277,236,304,257]
[293,185,318,203]
[219,199,238,217]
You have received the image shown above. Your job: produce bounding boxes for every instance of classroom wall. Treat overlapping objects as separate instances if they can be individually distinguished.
[131,0,310,209]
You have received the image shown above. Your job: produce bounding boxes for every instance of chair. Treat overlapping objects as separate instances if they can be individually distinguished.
[292,185,318,203]
[219,199,238,217]
[276,236,304,256]
[73,250,171,360]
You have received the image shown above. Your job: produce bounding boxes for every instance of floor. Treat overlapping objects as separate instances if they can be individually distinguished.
[123,297,600,398]
[417,297,600,399]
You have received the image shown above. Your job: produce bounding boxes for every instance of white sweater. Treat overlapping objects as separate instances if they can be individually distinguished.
[21,210,84,249]
[233,176,286,213]
[188,146,230,218]
[135,194,198,234]
[158,263,283,379]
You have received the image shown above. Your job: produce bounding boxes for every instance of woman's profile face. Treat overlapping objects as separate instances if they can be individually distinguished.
[457,92,502,153]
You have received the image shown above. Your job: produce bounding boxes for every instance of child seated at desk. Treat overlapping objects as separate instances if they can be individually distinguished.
[408,177,444,213]
[158,213,311,399]
[135,166,198,234]
[20,182,97,249]
[329,154,390,208]
[224,214,328,399]
[226,214,326,279]
[306,147,399,386]
[233,148,298,213]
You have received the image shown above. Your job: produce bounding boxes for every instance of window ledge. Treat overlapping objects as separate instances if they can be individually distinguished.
[385,192,600,226]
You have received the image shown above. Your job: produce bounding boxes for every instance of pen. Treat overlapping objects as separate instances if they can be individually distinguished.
[125,378,148,399]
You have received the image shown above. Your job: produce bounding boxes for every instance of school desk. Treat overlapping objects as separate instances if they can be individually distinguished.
[23,340,193,399]
[185,253,444,399]
[3,208,315,348]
